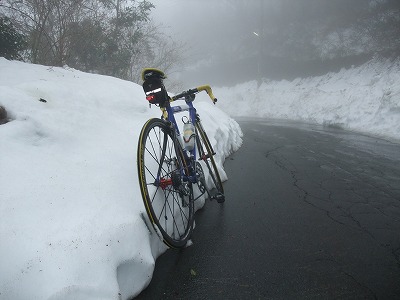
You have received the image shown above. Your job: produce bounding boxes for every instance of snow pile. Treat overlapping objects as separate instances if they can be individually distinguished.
[0,58,242,300]
[216,57,400,141]
[2,55,398,300]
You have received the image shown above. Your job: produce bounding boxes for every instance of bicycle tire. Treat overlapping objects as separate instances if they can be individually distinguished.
[195,119,225,198]
[137,118,194,248]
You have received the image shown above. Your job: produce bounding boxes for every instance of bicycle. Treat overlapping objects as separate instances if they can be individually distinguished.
[137,68,225,248]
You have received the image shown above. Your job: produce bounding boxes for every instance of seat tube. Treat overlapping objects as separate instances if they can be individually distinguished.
[187,101,197,160]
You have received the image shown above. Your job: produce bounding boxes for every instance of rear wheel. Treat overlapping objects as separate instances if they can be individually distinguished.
[195,119,224,202]
[137,118,194,248]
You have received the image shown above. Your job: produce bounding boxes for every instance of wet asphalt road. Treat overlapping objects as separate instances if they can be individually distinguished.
[135,119,400,299]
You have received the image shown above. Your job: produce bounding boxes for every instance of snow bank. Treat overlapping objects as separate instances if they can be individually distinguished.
[2,54,398,300]
[216,57,400,141]
[0,58,242,300]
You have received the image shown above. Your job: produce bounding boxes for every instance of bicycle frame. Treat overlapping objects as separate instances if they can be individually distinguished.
[161,99,199,184]
[139,71,225,247]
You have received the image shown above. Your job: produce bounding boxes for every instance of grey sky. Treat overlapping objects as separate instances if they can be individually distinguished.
[147,0,388,87]
[149,0,263,85]
[150,1,259,58]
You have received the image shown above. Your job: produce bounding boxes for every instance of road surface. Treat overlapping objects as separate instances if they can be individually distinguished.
[135,118,400,299]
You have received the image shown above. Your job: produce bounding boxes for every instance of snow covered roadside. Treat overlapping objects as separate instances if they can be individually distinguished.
[216,57,400,142]
[0,58,242,300]
[2,55,399,300]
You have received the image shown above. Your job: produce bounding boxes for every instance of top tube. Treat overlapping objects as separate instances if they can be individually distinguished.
[171,103,190,114]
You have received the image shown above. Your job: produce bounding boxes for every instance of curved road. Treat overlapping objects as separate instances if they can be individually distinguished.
[136,118,400,299]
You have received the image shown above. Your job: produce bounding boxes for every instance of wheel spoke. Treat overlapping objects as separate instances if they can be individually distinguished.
[137,119,194,248]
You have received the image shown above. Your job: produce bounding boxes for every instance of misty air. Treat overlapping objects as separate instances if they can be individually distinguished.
[1,1,400,299]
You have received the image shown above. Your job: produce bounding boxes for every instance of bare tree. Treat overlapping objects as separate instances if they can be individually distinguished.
[1,0,187,81]
[1,0,90,65]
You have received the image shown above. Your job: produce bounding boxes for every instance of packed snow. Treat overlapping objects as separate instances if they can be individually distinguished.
[216,57,400,142]
[0,58,242,300]
[1,56,400,300]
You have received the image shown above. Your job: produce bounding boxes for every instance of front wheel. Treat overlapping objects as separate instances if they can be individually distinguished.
[137,118,194,248]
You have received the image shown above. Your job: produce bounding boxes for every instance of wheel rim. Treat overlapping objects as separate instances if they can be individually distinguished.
[140,121,193,246]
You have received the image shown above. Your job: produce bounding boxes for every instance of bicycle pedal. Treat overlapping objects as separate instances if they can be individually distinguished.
[212,193,225,203]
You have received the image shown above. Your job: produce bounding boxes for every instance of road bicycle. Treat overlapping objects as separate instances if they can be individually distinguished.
[137,68,225,248]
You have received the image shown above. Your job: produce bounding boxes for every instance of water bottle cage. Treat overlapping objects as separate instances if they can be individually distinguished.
[183,134,195,143]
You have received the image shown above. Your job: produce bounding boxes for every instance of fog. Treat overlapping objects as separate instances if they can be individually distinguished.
[150,0,262,86]
[150,0,398,88]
